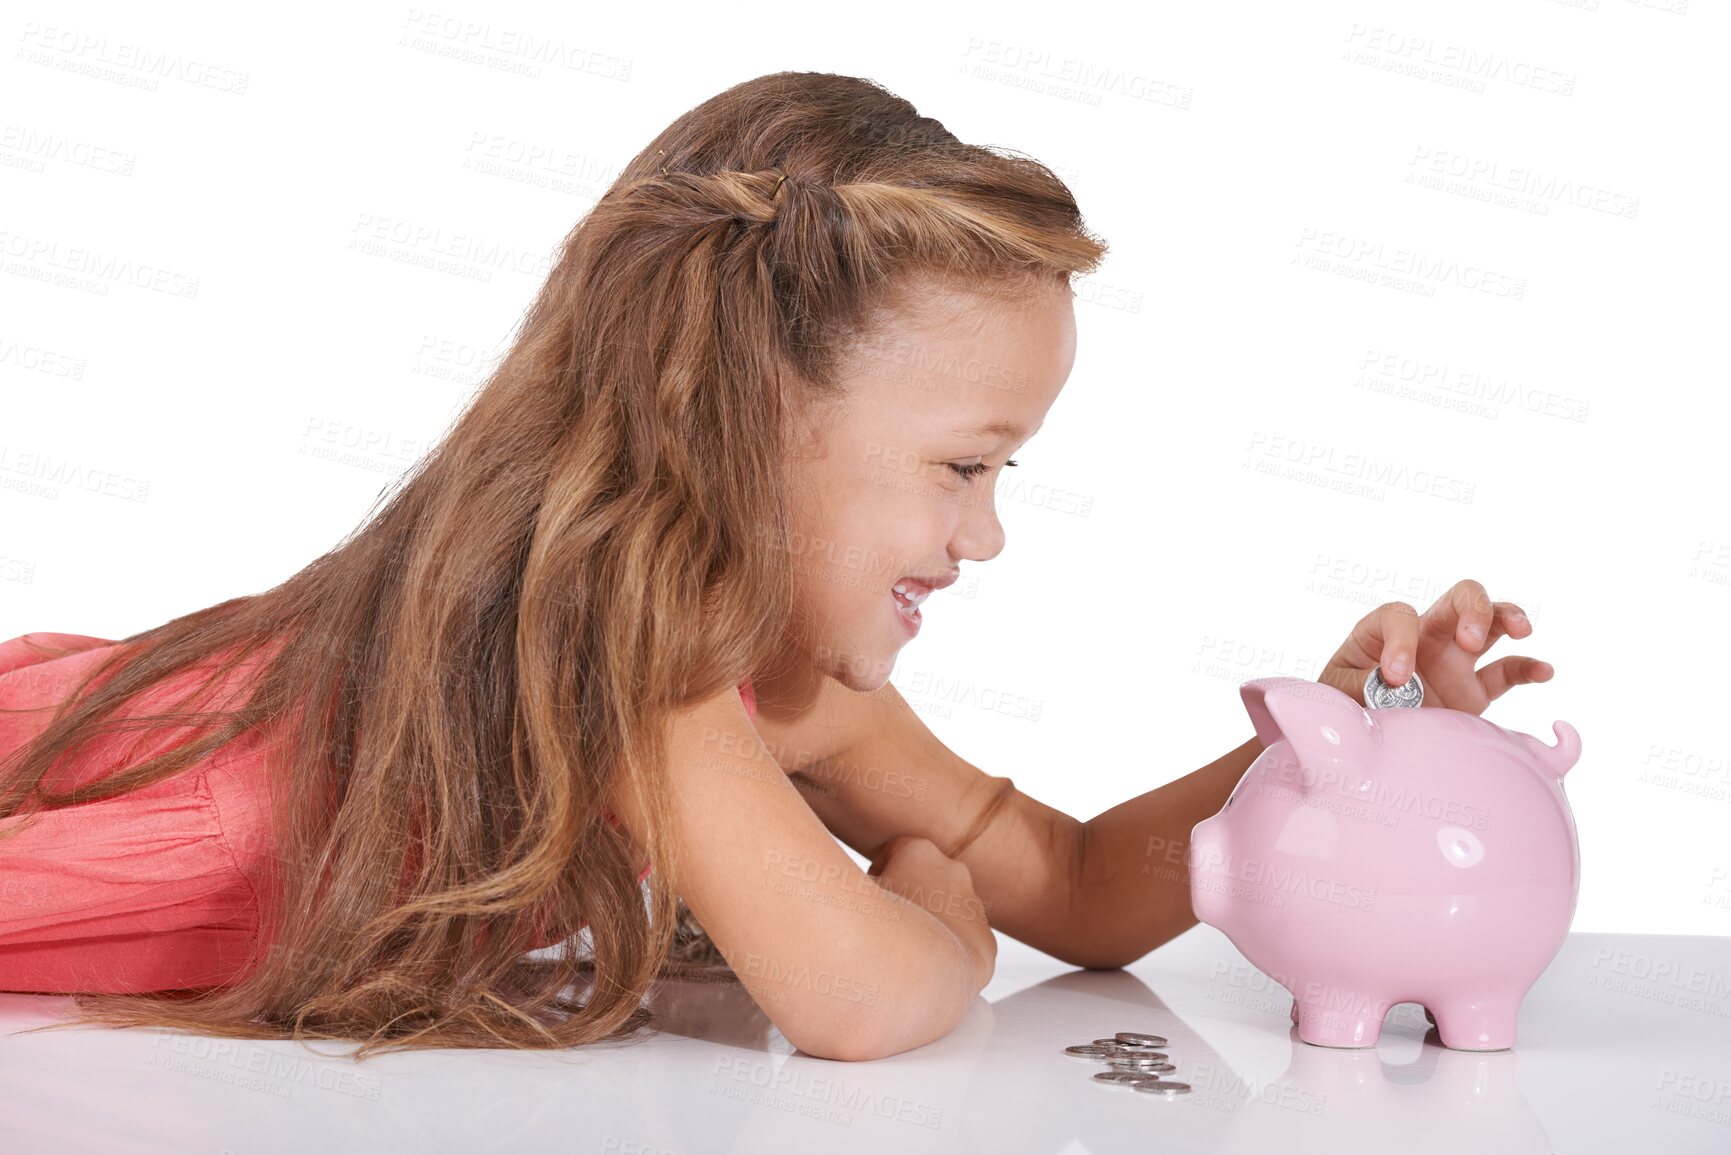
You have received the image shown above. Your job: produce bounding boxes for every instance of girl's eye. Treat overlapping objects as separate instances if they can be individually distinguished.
[947,459,1018,482]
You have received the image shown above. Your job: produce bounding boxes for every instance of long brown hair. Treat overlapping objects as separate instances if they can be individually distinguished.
[0,71,1107,1057]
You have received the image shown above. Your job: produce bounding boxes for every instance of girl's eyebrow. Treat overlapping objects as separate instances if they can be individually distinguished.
[951,419,1041,440]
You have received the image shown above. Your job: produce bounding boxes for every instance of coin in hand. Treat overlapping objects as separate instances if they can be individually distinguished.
[1363,666,1424,710]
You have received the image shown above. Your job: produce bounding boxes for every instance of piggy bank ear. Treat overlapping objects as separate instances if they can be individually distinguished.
[1240,677,1382,767]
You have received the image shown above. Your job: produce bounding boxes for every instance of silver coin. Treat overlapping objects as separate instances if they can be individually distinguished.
[1131,1080,1193,1097]
[1065,1044,1117,1059]
[1091,1037,1132,1048]
[1093,1070,1161,1086]
[1114,1031,1168,1047]
[1105,1052,1169,1064]
[1110,1060,1177,1075]
[1363,666,1424,709]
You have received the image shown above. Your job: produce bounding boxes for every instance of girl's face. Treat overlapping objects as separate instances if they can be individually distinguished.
[780,280,1077,693]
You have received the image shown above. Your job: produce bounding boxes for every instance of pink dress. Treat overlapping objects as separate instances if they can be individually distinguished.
[0,632,758,994]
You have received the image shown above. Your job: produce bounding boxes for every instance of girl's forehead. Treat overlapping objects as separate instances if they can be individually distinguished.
[850,293,1071,396]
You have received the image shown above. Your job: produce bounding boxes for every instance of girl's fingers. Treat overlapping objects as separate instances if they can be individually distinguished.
[1332,588,1542,708]
[1420,579,1497,654]
[1452,600,1535,680]
[1474,654,1555,703]
[1478,601,1533,652]
[1373,601,1422,682]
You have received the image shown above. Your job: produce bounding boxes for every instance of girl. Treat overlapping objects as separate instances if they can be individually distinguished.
[0,71,1551,1062]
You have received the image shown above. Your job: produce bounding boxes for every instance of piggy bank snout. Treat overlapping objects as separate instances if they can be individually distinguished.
[1189,817,1226,870]
[1188,817,1231,927]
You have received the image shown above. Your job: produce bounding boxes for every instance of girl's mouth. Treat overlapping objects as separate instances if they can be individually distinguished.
[891,580,932,634]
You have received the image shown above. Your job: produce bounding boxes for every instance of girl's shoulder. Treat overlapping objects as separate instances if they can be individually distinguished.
[0,632,119,679]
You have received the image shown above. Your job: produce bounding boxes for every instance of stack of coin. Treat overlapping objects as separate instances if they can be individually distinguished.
[1063,1031,1191,1097]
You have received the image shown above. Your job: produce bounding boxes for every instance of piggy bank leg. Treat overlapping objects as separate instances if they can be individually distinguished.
[1292,996,1392,1048]
[1430,994,1519,1051]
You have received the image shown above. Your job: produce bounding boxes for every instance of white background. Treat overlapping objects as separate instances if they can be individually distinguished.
[2,0,1725,936]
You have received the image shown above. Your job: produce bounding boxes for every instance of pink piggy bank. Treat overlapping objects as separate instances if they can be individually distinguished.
[1189,676,1582,1051]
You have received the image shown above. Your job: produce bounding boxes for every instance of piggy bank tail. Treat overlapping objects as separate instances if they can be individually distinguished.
[1523,721,1582,780]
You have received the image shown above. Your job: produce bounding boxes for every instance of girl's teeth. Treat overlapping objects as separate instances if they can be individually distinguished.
[892,582,929,608]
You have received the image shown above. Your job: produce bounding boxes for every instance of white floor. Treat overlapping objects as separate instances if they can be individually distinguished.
[1,922,1726,1154]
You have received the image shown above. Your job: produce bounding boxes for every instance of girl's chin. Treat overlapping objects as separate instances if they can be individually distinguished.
[820,648,898,693]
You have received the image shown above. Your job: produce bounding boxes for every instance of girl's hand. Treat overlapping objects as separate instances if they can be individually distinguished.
[867,835,997,989]
[1317,578,1554,717]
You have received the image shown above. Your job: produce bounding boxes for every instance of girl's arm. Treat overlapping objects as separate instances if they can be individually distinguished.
[1067,734,1263,967]
[605,683,986,1061]
[792,680,1265,969]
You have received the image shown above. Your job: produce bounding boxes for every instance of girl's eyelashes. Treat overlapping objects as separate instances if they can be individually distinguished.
[948,458,1019,481]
